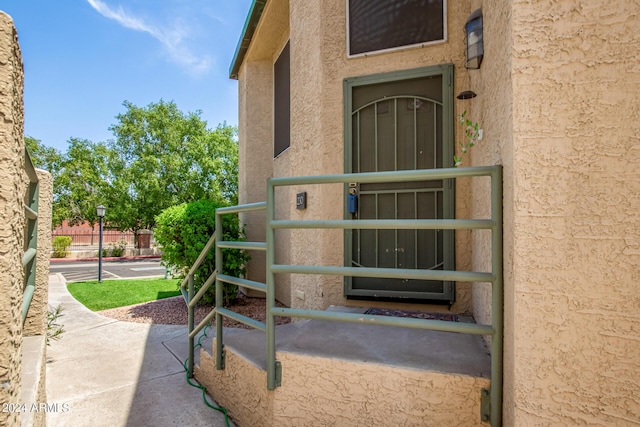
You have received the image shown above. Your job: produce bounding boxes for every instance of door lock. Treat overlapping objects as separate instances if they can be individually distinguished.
[348,187,358,213]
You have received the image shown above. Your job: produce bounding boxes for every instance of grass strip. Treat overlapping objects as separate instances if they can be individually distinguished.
[67,278,181,311]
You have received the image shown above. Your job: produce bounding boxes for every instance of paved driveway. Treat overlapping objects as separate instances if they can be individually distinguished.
[49,258,166,282]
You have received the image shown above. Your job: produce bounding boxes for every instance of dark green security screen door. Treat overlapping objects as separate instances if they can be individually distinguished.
[345,66,455,302]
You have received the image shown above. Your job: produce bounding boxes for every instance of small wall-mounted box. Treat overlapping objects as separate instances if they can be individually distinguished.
[296,192,307,210]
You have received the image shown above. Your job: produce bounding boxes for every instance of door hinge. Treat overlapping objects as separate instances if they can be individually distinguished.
[480,388,491,423]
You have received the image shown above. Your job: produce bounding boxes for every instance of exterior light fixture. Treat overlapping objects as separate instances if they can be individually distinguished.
[97,205,106,283]
[457,90,477,100]
[465,9,483,69]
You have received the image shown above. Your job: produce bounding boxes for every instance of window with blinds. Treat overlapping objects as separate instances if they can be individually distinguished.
[348,0,446,56]
[274,41,291,157]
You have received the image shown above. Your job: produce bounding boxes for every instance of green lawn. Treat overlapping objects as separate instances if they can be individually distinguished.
[67,278,182,311]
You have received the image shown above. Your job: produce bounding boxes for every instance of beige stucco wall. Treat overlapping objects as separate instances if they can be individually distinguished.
[501,0,640,424]
[287,0,477,313]
[236,1,640,423]
[464,0,513,349]
[0,12,26,427]
[238,0,478,314]
[237,59,273,298]
[0,13,50,427]
[196,343,490,427]
[464,0,640,424]
[23,169,52,337]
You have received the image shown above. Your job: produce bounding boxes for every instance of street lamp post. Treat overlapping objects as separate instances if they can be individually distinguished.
[97,205,106,283]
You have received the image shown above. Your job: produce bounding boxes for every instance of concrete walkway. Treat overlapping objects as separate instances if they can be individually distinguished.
[46,273,233,427]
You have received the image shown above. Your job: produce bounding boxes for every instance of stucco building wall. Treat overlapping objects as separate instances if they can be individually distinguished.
[503,0,640,424]
[235,1,640,423]
[0,13,27,426]
[459,0,640,423]
[237,59,273,298]
[464,0,514,351]
[238,0,479,314]
[23,169,52,337]
[0,13,51,427]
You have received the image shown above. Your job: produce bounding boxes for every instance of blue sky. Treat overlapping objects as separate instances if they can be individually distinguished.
[1,0,252,152]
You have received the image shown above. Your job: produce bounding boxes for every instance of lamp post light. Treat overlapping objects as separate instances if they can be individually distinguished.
[97,205,106,283]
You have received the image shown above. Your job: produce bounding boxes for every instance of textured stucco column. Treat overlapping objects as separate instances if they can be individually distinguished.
[237,59,273,298]
[237,0,292,305]
[503,0,640,424]
[0,11,26,427]
[23,169,52,336]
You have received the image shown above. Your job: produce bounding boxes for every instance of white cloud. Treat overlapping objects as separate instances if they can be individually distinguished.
[86,0,212,75]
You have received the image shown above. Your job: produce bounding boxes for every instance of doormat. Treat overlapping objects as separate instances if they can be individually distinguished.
[364,308,458,322]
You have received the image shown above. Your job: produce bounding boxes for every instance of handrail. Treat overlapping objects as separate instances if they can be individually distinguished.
[181,232,217,378]
[183,201,269,378]
[180,231,217,292]
[270,264,494,283]
[22,149,39,324]
[217,273,267,293]
[262,166,503,426]
[271,218,494,230]
[204,166,502,427]
[271,307,494,335]
[214,202,269,372]
[22,248,37,267]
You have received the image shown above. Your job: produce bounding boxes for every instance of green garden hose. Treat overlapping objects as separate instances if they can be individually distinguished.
[182,325,231,427]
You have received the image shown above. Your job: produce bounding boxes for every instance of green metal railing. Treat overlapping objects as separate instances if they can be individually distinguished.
[188,166,503,427]
[22,149,39,324]
[181,201,268,378]
[180,230,217,378]
[215,202,268,371]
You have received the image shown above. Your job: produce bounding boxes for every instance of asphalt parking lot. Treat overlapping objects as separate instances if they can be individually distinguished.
[49,258,167,282]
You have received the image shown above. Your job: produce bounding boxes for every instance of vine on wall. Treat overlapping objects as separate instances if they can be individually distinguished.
[454,111,481,167]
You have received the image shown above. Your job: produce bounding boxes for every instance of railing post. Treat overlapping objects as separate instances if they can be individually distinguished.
[266,179,278,389]
[490,165,503,427]
[187,274,195,378]
[22,150,39,324]
[215,211,224,370]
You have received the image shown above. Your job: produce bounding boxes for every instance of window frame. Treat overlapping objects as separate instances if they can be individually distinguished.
[273,40,291,158]
[345,0,448,58]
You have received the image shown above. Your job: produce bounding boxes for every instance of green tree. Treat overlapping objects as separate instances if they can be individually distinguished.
[25,136,63,174]
[105,100,239,233]
[56,138,110,228]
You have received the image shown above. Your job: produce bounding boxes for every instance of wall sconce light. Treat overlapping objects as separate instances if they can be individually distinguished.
[457,90,477,100]
[465,9,483,69]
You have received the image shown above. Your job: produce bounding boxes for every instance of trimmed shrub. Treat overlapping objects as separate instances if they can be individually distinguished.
[52,236,72,258]
[154,199,249,305]
[109,240,127,257]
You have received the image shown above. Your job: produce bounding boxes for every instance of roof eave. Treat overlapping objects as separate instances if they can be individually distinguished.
[229,0,267,80]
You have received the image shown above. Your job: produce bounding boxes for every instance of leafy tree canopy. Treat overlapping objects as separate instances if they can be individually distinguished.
[57,138,110,228]
[25,100,239,233]
[105,100,239,232]
[25,136,63,174]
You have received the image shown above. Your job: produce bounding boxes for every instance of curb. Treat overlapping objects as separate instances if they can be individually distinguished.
[49,255,162,263]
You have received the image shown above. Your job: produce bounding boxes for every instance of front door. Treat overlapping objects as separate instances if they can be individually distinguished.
[344,65,455,302]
